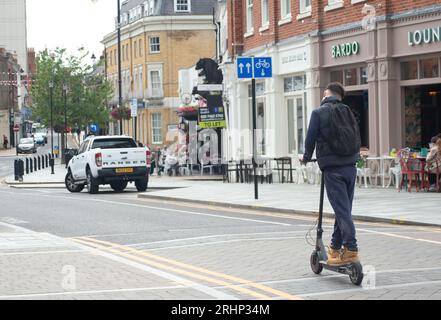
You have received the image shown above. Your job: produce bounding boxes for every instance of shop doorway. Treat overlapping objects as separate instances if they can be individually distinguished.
[404,84,441,148]
[343,90,369,148]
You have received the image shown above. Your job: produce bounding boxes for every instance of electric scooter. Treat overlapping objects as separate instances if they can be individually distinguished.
[309,171,364,286]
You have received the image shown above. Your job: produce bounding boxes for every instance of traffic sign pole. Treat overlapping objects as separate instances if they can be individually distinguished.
[236,56,272,200]
[251,78,259,200]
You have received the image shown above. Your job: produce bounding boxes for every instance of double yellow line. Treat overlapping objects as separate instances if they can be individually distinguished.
[72,236,302,300]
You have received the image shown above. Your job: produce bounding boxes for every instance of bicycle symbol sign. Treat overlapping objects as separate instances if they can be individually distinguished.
[236,57,272,79]
[253,57,272,78]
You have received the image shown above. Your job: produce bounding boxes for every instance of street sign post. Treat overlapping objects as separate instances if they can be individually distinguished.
[236,57,273,200]
[131,99,138,141]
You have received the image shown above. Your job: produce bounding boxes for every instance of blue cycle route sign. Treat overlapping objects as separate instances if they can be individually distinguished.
[236,57,272,79]
[253,57,272,78]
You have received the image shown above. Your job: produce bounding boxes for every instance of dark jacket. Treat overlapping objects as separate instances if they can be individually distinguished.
[303,96,359,170]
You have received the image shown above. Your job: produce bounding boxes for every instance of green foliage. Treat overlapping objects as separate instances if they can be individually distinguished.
[31,48,113,131]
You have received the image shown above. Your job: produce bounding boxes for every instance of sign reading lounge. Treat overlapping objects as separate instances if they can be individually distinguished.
[332,42,360,58]
[408,26,441,46]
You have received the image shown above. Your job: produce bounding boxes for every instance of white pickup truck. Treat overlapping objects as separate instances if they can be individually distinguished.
[65,135,151,194]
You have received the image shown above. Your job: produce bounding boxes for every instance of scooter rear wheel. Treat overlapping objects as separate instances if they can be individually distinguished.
[310,251,323,274]
[349,262,363,286]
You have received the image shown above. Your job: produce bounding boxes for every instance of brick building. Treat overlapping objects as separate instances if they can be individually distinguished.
[221,0,441,160]
[0,48,20,148]
[102,0,217,148]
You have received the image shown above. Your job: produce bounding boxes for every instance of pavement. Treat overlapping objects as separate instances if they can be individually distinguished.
[4,166,441,227]
[0,183,441,300]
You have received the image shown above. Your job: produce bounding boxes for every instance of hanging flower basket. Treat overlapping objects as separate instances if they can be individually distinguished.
[111,107,131,121]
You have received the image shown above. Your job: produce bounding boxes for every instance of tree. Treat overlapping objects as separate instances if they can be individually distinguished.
[31,48,113,147]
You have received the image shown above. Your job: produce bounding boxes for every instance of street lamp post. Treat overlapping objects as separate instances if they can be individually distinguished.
[117,0,123,135]
[63,83,68,153]
[49,80,55,174]
[92,0,123,135]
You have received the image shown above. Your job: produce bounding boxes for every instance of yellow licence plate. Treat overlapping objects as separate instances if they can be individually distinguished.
[115,168,134,173]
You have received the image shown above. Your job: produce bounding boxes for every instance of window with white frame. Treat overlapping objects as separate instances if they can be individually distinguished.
[139,66,143,98]
[246,0,254,33]
[261,0,269,27]
[175,0,191,12]
[149,36,160,53]
[281,0,291,19]
[147,64,163,98]
[149,0,155,15]
[300,0,312,13]
[325,0,344,11]
[151,113,163,144]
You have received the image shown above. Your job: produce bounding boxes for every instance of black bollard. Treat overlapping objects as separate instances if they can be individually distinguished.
[34,157,37,172]
[29,158,33,173]
[25,158,29,174]
[45,154,49,168]
[38,156,41,171]
[18,159,24,181]
[14,159,19,181]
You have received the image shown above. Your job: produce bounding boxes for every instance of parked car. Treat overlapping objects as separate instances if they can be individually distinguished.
[17,138,37,154]
[65,135,151,194]
[33,133,46,146]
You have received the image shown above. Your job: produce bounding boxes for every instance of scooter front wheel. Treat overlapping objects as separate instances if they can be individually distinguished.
[310,251,323,274]
[349,262,363,286]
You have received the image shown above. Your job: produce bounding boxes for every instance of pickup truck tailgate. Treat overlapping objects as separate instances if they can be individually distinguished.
[101,148,147,168]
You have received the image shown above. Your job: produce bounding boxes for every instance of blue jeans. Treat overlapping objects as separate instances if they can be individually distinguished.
[324,165,358,251]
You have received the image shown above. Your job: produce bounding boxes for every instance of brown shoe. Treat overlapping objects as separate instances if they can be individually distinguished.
[327,247,341,259]
[328,247,359,266]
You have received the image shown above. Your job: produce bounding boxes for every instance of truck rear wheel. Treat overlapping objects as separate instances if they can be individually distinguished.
[86,170,99,194]
[135,176,149,192]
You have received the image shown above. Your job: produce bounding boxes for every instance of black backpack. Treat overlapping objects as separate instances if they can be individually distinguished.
[325,102,361,156]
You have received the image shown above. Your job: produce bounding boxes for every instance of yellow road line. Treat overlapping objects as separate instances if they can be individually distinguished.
[76,236,303,300]
[72,237,271,300]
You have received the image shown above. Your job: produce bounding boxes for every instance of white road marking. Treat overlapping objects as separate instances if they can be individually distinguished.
[0,249,84,256]
[127,231,314,248]
[300,280,441,298]
[146,236,307,251]
[359,228,441,245]
[0,221,237,300]
[0,191,292,227]
[0,285,186,300]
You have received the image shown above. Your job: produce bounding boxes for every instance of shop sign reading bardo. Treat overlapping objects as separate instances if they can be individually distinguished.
[331,41,360,58]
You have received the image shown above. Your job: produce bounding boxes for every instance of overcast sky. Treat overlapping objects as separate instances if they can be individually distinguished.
[27,0,116,58]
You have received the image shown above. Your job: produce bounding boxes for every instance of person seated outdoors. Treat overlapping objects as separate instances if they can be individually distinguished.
[426,134,441,192]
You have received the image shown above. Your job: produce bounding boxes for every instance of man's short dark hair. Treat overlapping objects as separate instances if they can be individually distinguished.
[326,82,345,100]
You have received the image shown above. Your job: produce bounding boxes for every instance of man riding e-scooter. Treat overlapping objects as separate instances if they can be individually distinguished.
[302,82,361,266]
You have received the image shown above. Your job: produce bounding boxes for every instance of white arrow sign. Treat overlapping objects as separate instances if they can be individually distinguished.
[246,63,251,73]
[239,63,244,73]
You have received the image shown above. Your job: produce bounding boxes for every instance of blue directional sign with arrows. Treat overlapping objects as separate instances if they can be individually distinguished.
[237,57,254,79]
[236,57,272,79]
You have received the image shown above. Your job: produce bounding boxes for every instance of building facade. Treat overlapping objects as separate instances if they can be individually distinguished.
[222,0,441,160]
[102,0,217,148]
[0,49,20,148]
[0,0,28,74]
